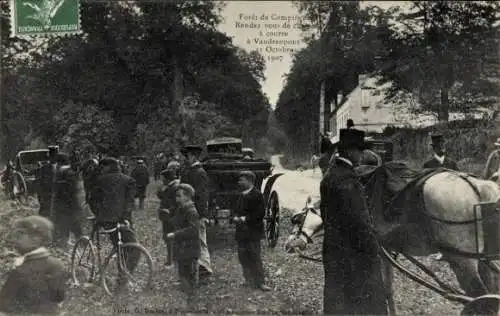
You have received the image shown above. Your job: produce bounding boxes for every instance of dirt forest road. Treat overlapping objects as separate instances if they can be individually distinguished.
[0,157,462,315]
[266,154,321,214]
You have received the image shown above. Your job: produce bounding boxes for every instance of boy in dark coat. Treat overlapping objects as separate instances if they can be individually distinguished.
[131,160,150,210]
[166,183,201,301]
[233,171,271,291]
[180,145,213,278]
[157,162,181,266]
[0,216,68,315]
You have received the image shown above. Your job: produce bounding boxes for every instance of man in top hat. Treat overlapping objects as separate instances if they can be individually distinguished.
[36,145,59,218]
[320,128,388,315]
[180,145,213,280]
[423,133,458,170]
[51,153,83,249]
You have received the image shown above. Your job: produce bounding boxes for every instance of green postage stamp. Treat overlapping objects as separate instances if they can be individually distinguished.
[9,0,81,37]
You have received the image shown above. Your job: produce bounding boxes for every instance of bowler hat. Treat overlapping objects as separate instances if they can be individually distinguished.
[99,157,119,166]
[339,128,366,150]
[239,170,256,183]
[181,145,203,155]
[430,133,444,144]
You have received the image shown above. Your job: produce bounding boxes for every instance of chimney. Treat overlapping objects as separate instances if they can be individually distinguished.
[337,91,343,106]
[358,73,368,86]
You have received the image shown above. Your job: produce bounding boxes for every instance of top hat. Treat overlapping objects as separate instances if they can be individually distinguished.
[181,145,203,155]
[430,133,444,144]
[339,128,366,150]
[346,119,354,128]
[320,136,335,154]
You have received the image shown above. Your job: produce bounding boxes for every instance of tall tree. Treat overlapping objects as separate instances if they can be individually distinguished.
[376,1,500,121]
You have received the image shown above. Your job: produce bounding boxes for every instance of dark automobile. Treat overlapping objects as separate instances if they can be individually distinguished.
[15,149,49,194]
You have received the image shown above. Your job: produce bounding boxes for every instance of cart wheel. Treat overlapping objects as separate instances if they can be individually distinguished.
[71,236,98,286]
[461,294,500,315]
[265,191,280,248]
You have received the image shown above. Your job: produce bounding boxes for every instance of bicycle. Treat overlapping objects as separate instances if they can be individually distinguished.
[70,216,154,296]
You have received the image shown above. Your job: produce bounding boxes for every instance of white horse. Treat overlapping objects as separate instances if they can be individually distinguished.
[286,162,500,315]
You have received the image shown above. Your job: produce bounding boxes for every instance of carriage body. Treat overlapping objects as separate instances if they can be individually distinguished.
[202,138,272,219]
[15,149,49,195]
[201,137,282,247]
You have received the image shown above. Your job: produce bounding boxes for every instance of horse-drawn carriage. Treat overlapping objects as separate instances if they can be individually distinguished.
[202,137,283,248]
[286,138,500,315]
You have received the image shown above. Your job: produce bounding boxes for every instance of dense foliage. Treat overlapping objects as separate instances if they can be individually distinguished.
[1,1,271,160]
[276,1,499,155]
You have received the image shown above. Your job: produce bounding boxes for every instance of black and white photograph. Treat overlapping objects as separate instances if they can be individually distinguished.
[0,0,499,315]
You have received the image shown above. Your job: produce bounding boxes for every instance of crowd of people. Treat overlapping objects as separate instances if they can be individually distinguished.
[0,144,271,314]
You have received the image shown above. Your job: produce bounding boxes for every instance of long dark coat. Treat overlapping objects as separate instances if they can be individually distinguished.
[165,201,201,261]
[36,163,56,218]
[320,157,388,315]
[157,179,180,240]
[89,167,136,223]
[182,162,209,219]
[131,164,150,198]
[234,187,265,241]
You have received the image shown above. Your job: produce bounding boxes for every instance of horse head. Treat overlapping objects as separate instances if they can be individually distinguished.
[285,196,323,253]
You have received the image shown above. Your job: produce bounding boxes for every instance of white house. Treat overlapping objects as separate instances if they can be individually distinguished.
[328,74,490,143]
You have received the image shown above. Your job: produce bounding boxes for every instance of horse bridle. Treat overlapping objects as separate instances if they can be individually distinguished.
[292,206,323,243]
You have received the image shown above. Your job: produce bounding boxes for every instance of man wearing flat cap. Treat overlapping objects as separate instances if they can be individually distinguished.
[423,133,458,170]
[320,128,388,315]
[36,145,59,218]
[180,145,213,279]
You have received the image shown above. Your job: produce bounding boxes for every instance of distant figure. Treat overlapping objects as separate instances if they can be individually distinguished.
[423,134,459,170]
[0,161,15,199]
[484,138,500,181]
[131,160,150,210]
[311,154,320,174]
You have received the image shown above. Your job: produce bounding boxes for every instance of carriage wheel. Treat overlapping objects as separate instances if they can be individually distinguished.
[265,192,280,248]
[71,236,98,287]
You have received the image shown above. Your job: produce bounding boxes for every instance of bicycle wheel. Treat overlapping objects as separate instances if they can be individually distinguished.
[71,236,98,286]
[101,242,154,296]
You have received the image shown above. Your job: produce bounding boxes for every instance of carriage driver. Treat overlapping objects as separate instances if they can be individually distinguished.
[320,127,388,315]
[423,133,459,170]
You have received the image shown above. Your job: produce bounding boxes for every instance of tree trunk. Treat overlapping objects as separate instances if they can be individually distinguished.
[438,87,450,122]
[172,56,185,130]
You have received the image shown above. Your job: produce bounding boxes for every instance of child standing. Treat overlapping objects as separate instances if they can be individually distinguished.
[166,183,201,302]
[233,171,271,291]
[157,162,181,266]
[0,215,68,314]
